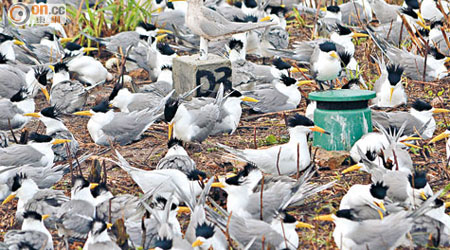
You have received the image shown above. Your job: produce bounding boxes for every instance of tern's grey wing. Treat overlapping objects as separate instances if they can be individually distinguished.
[347,212,412,250]
[243,88,293,113]
[383,171,409,203]
[246,189,291,222]
[0,146,45,167]
[434,34,450,55]
[106,32,140,52]
[252,175,296,192]
[102,110,162,145]
[351,205,386,220]
[139,81,173,96]
[185,104,220,142]
[84,241,121,250]
[0,100,25,130]
[125,218,159,249]
[57,199,94,239]
[372,111,423,136]
[371,0,400,24]
[293,40,320,62]
[21,189,68,228]
[31,44,62,64]
[231,60,258,88]
[386,47,429,81]
[215,5,247,21]
[96,195,142,223]
[127,94,161,112]
[264,26,289,49]
[184,97,214,109]
[410,213,449,247]
[0,66,26,99]
[18,26,55,44]
[340,2,370,25]
[198,7,272,38]
[128,46,153,73]
[229,215,284,249]
[156,155,196,173]
[50,80,87,113]
[153,10,187,33]
[4,230,50,250]
[317,18,341,37]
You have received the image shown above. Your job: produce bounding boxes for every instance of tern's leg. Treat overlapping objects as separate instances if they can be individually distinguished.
[317,81,325,91]
[199,37,209,60]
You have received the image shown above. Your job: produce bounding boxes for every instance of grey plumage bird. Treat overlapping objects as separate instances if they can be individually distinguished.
[2,173,69,229]
[24,106,79,161]
[184,0,274,59]
[83,219,120,250]
[4,211,53,250]
[74,90,172,146]
[0,88,34,131]
[157,138,196,173]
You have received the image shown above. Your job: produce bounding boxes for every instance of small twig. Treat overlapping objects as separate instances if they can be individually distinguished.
[261,235,265,250]
[253,126,258,149]
[108,199,112,224]
[393,150,399,171]
[296,143,300,179]
[280,219,288,249]
[7,119,18,144]
[260,175,264,221]
[226,212,233,249]
[422,40,429,82]
[311,0,322,39]
[386,20,394,41]
[65,143,74,186]
[276,147,282,176]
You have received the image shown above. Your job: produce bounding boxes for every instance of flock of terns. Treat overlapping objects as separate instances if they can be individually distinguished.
[0,0,449,248]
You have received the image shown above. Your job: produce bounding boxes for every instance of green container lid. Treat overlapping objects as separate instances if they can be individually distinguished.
[309,89,376,102]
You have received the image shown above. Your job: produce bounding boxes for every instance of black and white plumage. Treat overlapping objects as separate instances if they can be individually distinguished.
[157,138,196,173]
[0,133,70,168]
[74,90,172,146]
[83,219,120,250]
[24,106,79,161]
[2,173,69,229]
[217,114,329,175]
[372,58,407,107]
[0,65,50,100]
[242,75,307,113]
[4,211,53,250]
[0,88,34,131]
[372,99,449,139]
[164,84,224,142]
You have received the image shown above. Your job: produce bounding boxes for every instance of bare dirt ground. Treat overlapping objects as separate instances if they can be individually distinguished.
[1,10,450,250]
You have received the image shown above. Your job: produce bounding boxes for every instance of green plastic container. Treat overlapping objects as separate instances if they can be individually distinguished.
[309,89,376,151]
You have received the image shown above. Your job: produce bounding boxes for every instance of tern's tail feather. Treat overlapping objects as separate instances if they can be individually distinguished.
[112,150,143,174]
[214,83,225,106]
[81,32,108,46]
[216,143,249,162]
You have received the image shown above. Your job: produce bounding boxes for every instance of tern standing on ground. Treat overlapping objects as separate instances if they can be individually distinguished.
[183,0,273,60]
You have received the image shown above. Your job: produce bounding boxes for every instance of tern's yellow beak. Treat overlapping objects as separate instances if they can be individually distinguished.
[42,214,50,220]
[313,214,334,221]
[297,80,314,86]
[241,96,259,102]
[52,139,72,145]
[310,125,329,134]
[83,47,98,53]
[377,209,384,220]
[342,164,362,174]
[90,183,99,190]
[41,87,50,102]
[389,87,394,103]
[23,112,41,118]
[260,16,271,22]
[374,201,386,212]
[432,108,450,114]
[445,57,450,63]
[177,206,190,214]
[13,39,25,46]
[106,223,113,229]
[2,193,16,205]
[156,34,168,42]
[290,67,308,73]
[157,29,173,34]
[73,110,93,116]
[320,7,327,11]
[168,123,174,140]
[429,131,450,144]
[211,182,225,188]
[157,7,164,12]
[401,142,421,149]
[416,20,430,30]
[417,12,426,26]
[352,33,369,38]
[400,136,422,142]
[296,221,314,229]
[420,191,428,201]
[59,37,73,43]
[192,239,204,247]
[48,65,55,72]
[445,202,450,208]
[330,51,339,59]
